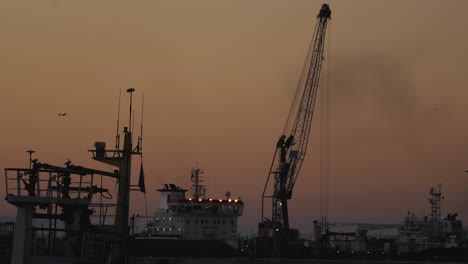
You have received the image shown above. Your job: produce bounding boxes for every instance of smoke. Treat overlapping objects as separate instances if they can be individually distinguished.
[320,41,468,222]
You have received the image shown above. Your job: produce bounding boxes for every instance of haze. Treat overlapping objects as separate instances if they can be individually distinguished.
[1,0,468,234]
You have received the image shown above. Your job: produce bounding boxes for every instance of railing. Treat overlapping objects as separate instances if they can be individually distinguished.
[6,167,119,222]
[8,168,128,229]
[4,168,56,199]
[3,168,111,208]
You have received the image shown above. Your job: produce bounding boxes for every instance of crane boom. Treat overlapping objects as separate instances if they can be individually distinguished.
[261,4,331,257]
[286,4,331,196]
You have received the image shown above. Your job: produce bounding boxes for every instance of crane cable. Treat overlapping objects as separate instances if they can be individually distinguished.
[140,94,149,226]
[283,21,321,136]
[320,20,332,232]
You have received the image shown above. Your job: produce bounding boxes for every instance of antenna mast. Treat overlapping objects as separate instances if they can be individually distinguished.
[128,88,135,133]
[139,93,144,152]
[90,87,142,263]
[115,89,122,151]
[191,164,206,199]
[429,184,443,219]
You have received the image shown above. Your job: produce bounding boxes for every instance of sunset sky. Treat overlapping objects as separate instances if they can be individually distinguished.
[1,0,468,234]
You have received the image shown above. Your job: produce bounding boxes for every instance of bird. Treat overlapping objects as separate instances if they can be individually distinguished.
[58,113,67,116]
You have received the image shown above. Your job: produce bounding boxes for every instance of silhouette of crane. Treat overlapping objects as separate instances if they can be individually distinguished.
[260,3,331,258]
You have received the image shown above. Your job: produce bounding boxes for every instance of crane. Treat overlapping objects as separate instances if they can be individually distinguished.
[260,3,331,257]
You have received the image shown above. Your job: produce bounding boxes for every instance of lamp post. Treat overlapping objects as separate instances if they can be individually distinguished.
[26,150,35,169]
[130,214,140,236]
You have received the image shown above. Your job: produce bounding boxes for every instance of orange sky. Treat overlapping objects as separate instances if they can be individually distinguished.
[1,0,468,233]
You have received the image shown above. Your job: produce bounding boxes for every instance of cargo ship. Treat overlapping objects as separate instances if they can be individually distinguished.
[130,165,245,258]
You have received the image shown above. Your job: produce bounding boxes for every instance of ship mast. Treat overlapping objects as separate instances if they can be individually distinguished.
[90,88,142,263]
[429,184,443,219]
[190,164,206,199]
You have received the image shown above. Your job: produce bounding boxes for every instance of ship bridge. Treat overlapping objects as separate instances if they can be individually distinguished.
[169,198,244,216]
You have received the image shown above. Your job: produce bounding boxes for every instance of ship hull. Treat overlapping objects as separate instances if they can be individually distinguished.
[129,238,238,258]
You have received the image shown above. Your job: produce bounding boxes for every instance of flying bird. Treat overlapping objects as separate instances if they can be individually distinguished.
[58,113,67,116]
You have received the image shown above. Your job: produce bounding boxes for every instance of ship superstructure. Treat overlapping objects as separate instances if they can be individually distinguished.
[3,88,143,264]
[144,184,187,240]
[143,165,244,247]
[397,185,465,253]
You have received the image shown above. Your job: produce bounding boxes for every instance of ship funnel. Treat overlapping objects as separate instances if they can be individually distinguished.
[94,142,106,158]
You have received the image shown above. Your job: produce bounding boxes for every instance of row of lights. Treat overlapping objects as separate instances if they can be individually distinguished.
[155,217,172,221]
[338,251,386,254]
[187,198,239,203]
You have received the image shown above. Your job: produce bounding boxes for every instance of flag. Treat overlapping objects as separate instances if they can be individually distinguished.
[138,164,146,193]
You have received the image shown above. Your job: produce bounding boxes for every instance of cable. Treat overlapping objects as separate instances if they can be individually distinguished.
[283,22,321,135]
[319,19,332,232]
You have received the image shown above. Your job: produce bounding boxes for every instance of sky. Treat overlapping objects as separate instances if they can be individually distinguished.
[1,0,468,235]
